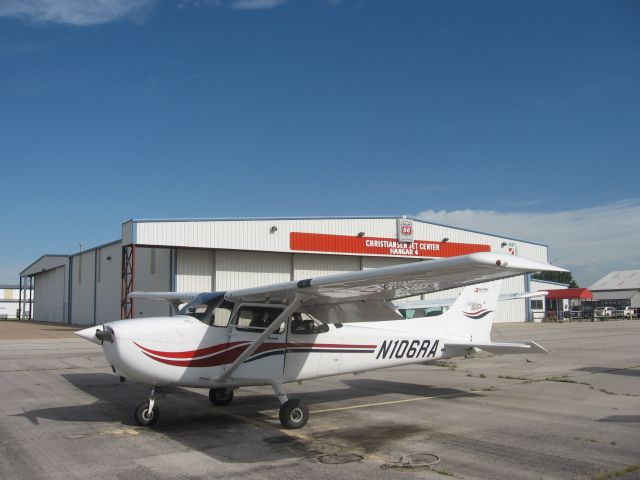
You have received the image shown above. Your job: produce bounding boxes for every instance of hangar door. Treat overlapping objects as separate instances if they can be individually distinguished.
[34,266,66,323]
[215,251,291,291]
[293,254,360,280]
[176,249,215,292]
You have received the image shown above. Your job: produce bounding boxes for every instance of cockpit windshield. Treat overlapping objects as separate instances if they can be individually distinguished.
[178,292,233,327]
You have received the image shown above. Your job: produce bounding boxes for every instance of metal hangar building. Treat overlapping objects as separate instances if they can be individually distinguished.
[19,217,551,326]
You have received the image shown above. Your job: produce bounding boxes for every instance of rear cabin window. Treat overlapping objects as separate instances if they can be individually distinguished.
[399,307,445,319]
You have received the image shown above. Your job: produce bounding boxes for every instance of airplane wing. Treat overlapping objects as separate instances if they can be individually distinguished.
[217,253,561,382]
[394,290,549,310]
[445,340,548,355]
[225,252,566,323]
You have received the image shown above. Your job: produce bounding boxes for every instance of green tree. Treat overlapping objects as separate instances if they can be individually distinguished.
[532,271,578,288]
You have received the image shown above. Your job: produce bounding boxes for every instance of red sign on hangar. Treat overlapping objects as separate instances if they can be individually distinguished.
[290,232,490,258]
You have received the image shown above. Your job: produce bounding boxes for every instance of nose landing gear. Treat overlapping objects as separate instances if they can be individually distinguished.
[134,387,159,426]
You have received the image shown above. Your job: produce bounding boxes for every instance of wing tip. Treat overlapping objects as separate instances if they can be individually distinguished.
[467,252,567,273]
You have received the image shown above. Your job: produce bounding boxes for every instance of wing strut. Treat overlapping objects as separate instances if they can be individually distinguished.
[214,295,302,383]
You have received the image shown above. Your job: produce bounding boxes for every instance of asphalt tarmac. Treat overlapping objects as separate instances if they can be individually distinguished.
[1,320,639,480]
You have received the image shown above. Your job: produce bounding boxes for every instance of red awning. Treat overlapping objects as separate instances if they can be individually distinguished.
[543,288,593,300]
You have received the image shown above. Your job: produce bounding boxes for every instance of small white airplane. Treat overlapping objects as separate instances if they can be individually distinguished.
[76,252,564,429]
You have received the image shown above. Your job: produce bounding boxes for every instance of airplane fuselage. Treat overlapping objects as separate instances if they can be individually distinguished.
[98,315,445,388]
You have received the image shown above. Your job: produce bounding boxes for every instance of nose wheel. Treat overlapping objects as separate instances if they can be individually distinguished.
[134,388,160,426]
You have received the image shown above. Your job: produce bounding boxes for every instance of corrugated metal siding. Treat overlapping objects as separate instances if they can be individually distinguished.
[33,266,65,323]
[71,251,96,326]
[493,276,527,323]
[176,249,215,292]
[215,251,291,291]
[134,248,171,318]
[122,221,133,246]
[95,243,122,324]
[293,254,360,280]
[530,280,568,292]
[361,257,420,269]
[133,218,547,263]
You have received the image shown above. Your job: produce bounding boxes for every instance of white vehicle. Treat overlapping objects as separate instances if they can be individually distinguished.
[619,306,635,318]
[76,252,565,429]
[594,306,615,317]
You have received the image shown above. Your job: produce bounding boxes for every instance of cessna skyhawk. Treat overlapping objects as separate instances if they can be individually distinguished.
[76,252,564,429]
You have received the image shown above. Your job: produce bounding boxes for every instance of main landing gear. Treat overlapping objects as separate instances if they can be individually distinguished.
[272,381,309,429]
[209,388,234,406]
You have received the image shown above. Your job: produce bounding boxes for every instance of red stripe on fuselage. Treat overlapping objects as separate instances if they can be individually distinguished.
[133,340,249,359]
[137,341,379,368]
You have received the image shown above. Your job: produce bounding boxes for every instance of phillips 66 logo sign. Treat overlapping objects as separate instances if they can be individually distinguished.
[397,218,414,243]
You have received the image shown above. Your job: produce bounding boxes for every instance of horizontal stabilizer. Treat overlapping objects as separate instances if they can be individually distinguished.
[445,340,548,355]
[128,291,199,315]
[128,292,199,303]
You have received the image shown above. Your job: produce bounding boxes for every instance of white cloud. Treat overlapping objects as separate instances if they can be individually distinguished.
[417,200,640,287]
[0,0,155,26]
[176,0,291,10]
[229,0,291,9]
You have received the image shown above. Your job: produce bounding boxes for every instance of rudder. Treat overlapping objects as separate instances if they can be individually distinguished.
[444,281,501,343]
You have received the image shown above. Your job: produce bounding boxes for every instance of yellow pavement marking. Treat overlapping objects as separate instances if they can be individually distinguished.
[99,428,140,436]
[310,391,462,414]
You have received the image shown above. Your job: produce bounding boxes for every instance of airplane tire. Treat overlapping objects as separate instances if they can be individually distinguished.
[209,388,234,406]
[279,399,309,429]
[135,401,159,426]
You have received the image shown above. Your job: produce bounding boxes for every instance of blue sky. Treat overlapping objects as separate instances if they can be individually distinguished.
[1,0,639,286]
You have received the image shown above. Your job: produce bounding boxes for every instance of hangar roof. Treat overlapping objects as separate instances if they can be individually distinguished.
[589,270,640,291]
[20,255,68,277]
[592,290,639,301]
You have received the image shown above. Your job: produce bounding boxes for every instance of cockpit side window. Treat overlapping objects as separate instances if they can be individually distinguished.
[290,312,329,335]
[179,292,232,326]
[212,300,234,327]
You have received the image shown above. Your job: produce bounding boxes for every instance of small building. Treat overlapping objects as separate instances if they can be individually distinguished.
[20,216,554,326]
[545,288,594,320]
[0,284,33,320]
[529,279,569,321]
[589,270,640,309]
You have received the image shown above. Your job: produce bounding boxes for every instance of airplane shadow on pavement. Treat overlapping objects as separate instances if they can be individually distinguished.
[14,372,477,464]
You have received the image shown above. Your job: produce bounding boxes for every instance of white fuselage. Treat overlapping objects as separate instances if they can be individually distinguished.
[98,315,452,389]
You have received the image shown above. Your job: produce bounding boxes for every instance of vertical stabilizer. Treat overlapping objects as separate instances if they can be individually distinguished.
[444,281,501,343]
